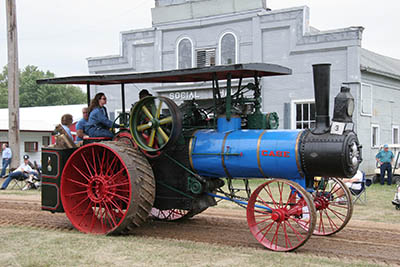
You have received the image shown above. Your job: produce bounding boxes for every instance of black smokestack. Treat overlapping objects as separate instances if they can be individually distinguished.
[312,64,331,134]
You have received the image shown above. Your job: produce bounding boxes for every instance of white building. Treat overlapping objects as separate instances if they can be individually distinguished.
[0,104,86,167]
[86,0,400,174]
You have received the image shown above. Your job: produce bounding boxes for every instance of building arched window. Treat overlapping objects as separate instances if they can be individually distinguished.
[220,33,237,65]
[177,38,193,69]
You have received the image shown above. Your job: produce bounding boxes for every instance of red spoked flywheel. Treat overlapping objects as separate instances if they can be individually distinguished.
[61,142,155,234]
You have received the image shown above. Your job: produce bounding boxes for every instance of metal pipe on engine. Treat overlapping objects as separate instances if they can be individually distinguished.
[312,64,331,134]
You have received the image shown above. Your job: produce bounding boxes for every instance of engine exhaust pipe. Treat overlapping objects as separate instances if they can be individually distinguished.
[312,64,331,134]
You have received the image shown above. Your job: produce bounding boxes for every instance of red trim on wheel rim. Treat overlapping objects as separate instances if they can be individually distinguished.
[61,143,132,234]
[140,133,161,158]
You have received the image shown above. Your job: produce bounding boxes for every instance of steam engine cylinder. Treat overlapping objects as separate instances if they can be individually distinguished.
[190,129,303,179]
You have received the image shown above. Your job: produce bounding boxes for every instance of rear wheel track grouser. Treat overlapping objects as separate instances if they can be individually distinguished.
[61,141,155,234]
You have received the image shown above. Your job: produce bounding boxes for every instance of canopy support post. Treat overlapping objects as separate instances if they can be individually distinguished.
[86,83,90,106]
[121,83,127,125]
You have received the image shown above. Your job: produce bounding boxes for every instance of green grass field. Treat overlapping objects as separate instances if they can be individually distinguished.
[352,182,399,223]
[0,226,383,267]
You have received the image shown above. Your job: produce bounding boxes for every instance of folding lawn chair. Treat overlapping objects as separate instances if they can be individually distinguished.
[8,173,28,190]
[349,171,371,204]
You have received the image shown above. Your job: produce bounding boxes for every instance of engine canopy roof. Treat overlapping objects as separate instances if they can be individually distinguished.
[36,63,291,86]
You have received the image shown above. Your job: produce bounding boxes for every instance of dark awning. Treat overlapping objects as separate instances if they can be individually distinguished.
[37,63,291,86]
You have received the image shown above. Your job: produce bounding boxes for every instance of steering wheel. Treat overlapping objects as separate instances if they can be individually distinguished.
[112,112,130,134]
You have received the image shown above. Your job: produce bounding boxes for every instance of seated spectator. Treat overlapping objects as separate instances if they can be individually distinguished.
[61,114,73,139]
[76,107,89,143]
[0,155,38,190]
[86,93,119,138]
[343,170,363,190]
[22,161,41,191]
[334,170,364,200]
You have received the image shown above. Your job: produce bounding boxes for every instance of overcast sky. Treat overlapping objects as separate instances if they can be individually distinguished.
[1,0,399,76]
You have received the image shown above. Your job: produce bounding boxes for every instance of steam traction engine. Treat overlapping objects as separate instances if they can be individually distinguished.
[38,63,362,251]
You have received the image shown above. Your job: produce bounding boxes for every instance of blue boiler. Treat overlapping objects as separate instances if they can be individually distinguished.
[189,118,304,181]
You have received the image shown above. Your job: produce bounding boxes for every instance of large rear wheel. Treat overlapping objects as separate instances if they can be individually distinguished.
[61,142,155,234]
[113,131,137,148]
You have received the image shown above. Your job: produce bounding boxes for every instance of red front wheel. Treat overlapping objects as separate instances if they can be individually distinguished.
[311,177,353,236]
[61,142,155,234]
[247,179,316,252]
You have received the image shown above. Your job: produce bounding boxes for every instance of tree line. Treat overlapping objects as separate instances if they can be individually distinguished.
[0,65,86,108]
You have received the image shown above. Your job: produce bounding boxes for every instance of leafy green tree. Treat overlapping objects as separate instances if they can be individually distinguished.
[0,66,8,108]
[0,65,86,108]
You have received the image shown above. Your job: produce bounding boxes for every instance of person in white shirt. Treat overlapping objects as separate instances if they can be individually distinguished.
[333,170,364,200]
[343,170,363,191]
[0,154,37,190]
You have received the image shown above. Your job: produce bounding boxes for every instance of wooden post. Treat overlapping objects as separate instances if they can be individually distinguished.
[6,0,20,168]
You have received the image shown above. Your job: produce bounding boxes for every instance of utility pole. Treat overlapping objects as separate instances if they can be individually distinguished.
[6,0,20,168]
